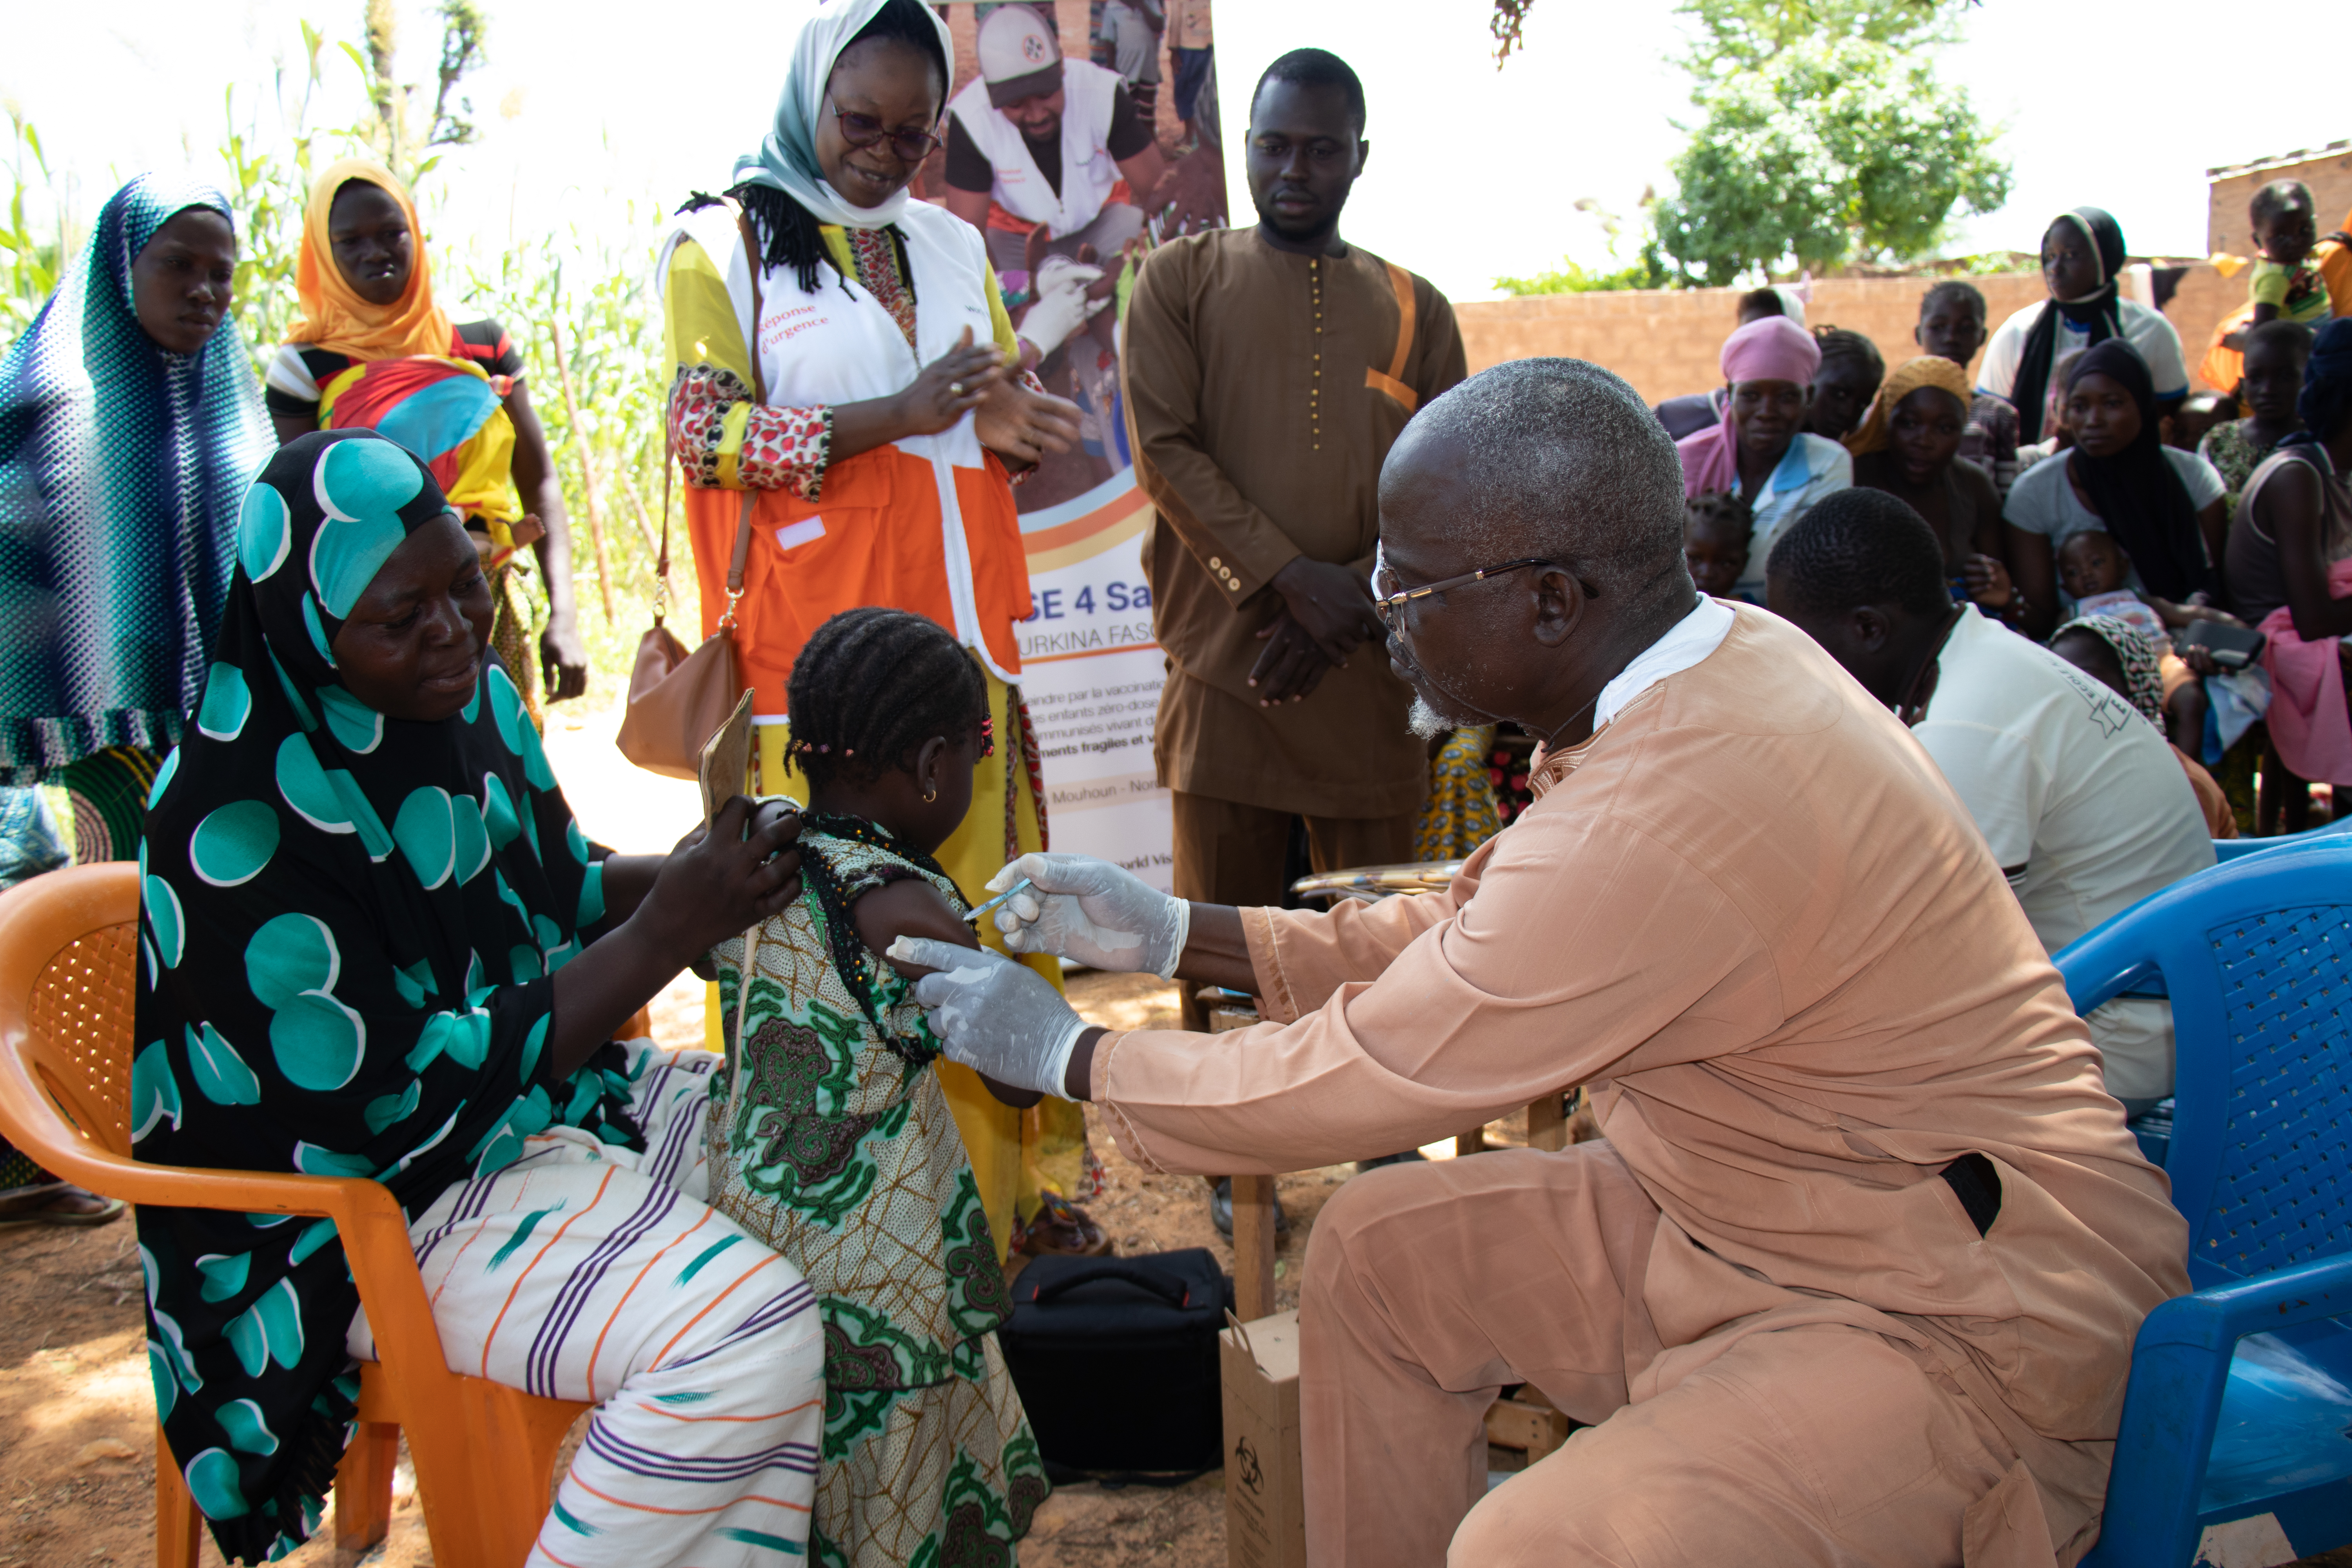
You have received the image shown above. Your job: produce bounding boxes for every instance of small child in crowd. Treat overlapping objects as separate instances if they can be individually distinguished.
[2203,183,2334,391]
[1683,491,1753,601]
[1913,279,2023,498]
[2245,180,2331,329]
[705,606,1049,1565]
[1806,327,1886,443]
[2055,529,2250,755]
[2201,319,2314,506]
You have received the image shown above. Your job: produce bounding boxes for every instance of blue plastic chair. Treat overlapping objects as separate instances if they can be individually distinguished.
[2214,814,2352,862]
[2056,842,2352,1566]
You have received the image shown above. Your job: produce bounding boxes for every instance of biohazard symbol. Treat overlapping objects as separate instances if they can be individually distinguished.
[1233,1434,1265,1494]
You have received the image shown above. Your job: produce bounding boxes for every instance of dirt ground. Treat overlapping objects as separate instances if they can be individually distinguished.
[8,967,2346,1568]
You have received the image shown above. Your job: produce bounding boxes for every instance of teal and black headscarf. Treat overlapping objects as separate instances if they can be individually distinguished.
[0,173,272,783]
[131,430,639,1564]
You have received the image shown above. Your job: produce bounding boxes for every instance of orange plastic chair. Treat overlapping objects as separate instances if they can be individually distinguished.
[0,863,590,1568]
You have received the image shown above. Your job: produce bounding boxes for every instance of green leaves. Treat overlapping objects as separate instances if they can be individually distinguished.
[1493,254,1671,298]
[1488,0,2007,290]
[2,107,68,343]
[1650,36,2009,284]
[1673,0,1970,79]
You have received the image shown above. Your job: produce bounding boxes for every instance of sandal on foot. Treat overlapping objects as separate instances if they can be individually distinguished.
[0,1185,125,1229]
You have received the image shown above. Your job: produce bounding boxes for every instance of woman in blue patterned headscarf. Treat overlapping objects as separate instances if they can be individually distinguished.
[0,175,272,1226]
[0,173,271,788]
[134,430,821,1565]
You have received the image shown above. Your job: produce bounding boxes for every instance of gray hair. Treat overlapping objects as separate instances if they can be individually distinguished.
[1393,358,1688,608]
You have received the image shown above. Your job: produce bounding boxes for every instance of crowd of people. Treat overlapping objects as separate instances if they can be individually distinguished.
[1,3,2349,1563]
[1646,188,2352,1134]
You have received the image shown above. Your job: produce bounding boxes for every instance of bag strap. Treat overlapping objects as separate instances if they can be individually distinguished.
[654,435,672,628]
[719,211,770,631]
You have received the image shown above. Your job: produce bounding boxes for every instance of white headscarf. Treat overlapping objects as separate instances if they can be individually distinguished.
[730,0,954,232]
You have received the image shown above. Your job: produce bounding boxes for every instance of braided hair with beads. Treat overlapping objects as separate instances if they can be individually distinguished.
[784,609,994,1061]
[785,607,990,786]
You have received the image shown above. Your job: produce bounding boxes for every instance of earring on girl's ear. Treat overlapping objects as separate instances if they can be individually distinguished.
[924,781,938,804]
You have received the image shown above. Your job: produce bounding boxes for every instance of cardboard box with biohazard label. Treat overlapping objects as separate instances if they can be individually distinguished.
[1221,1309,1306,1568]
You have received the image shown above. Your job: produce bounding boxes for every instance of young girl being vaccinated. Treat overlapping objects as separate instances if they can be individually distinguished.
[706,606,1049,1566]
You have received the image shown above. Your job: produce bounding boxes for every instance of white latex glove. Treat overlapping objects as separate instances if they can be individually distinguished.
[986,851,1189,977]
[889,937,1086,1098]
[1016,256,1109,359]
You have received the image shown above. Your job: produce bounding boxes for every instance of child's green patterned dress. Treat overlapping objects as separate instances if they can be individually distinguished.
[708,813,1048,1568]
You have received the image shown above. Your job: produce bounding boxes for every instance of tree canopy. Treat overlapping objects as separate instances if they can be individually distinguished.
[1650,36,2009,283]
[1489,0,2008,285]
[1675,0,1966,75]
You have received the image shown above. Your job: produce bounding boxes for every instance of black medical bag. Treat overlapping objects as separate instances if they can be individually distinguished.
[998,1247,1234,1478]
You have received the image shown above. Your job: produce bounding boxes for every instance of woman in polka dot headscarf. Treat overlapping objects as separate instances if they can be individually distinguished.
[133,429,826,1566]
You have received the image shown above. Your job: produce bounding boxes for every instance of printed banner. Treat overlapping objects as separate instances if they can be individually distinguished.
[924,0,1225,891]
[1016,474,1171,890]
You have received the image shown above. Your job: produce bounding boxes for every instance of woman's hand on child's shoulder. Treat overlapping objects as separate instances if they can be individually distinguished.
[641,796,803,965]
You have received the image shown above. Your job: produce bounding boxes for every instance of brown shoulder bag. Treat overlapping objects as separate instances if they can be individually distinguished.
[616,214,768,780]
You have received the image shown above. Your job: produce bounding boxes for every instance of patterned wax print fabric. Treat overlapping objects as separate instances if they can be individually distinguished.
[267,313,546,728]
[663,214,1027,504]
[132,429,640,1564]
[0,782,68,890]
[707,812,1047,1568]
[0,174,272,785]
[1489,730,1537,827]
[742,677,1091,1267]
[2200,418,2283,515]
[2056,614,2168,728]
[1414,725,1501,862]
[263,319,526,528]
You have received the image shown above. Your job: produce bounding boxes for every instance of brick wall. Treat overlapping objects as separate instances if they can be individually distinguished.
[1453,265,2242,406]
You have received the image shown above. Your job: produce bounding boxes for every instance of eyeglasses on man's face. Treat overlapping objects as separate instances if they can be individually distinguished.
[828,98,946,163]
[1370,552,1556,632]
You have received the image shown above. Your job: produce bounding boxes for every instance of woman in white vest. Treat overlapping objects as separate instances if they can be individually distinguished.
[658,0,1112,1274]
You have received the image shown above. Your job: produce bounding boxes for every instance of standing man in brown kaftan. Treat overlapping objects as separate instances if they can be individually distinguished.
[1122,47,1466,1031]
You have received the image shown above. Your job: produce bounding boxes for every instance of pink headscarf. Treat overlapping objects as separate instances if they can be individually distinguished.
[1676,317,1825,497]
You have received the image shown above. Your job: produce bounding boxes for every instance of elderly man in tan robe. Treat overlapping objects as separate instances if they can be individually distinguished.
[889,358,2189,1567]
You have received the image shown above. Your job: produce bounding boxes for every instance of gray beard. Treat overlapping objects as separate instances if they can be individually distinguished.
[1407,694,1450,740]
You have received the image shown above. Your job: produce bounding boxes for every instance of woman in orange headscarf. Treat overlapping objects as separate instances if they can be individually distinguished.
[262,159,587,723]
[1847,354,2022,623]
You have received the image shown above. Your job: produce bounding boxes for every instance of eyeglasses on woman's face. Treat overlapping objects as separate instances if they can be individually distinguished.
[1370,550,1556,633]
[828,97,945,163]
